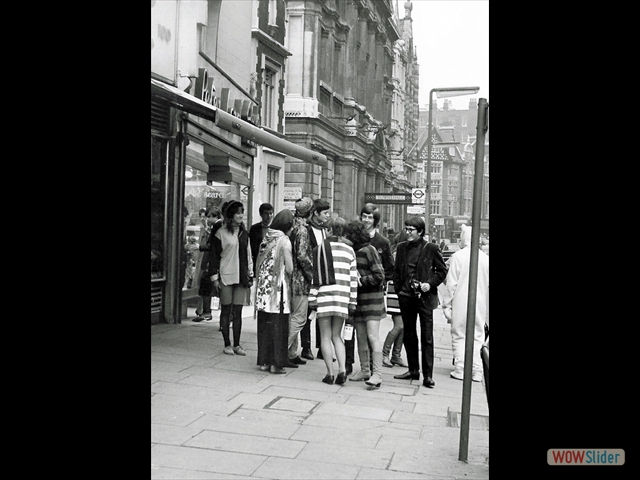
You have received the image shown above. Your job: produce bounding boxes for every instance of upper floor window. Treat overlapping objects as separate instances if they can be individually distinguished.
[262,60,281,129]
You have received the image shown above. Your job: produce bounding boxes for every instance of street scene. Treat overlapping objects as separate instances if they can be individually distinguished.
[152,307,489,479]
[152,1,489,477]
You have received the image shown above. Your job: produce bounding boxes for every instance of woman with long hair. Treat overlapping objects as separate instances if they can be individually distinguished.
[254,209,294,374]
[208,200,254,356]
[308,217,358,385]
[345,220,386,389]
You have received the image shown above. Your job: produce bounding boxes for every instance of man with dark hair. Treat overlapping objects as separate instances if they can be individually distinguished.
[301,198,332,360]
[248,203,274,270]
[286,198,315,367]
[392,216,447,388]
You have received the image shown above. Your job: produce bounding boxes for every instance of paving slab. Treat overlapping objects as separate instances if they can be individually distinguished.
[185,430,307,458]
[151,444,267,476]
[189,414,302,439]
[251,456,360,480]
[296,441,393,470]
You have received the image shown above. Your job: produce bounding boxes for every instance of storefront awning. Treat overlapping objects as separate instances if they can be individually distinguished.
[152,78,327,166]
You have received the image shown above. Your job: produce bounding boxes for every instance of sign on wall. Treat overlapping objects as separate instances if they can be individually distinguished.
[151,0,178,83]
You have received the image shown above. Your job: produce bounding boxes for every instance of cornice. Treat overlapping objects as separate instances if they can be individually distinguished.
[251,28,291,58]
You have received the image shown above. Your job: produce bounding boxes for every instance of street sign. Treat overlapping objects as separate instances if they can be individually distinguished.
[434,217,444,225]
[411,188,426,204]
[407,205,425,214]
[364,192,413,204]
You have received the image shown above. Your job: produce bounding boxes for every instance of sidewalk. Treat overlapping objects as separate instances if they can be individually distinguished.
[151,306,489,479]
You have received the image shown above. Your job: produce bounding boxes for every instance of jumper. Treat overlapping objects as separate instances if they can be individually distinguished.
[352,244,385,323]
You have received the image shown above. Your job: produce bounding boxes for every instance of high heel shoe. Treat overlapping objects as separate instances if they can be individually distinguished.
[322,374,335,385]
[335,372,347,385]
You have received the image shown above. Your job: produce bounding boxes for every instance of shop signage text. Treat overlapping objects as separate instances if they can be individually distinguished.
[194,68,257,125]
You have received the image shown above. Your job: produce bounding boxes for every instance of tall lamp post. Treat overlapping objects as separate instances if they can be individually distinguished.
[425,87,479,239]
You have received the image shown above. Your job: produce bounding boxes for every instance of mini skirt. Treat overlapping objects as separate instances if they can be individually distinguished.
[386,281,401,314]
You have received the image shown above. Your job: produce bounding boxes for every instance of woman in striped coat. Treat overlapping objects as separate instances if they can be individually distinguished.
[308,217,358,385]
[345,220,386,388]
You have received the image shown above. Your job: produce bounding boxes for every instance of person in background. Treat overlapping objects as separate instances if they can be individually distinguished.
[183,234,199,289]
[249,203,274,271]
[254,209,294,374]
[302,198,332,360]
[345,220,386,389]
[209,201,253,356]
[442,224,489,382]
[286,197,315,368]
[308,217,358,385]
[193,207,222,322]
[392,216,447,389]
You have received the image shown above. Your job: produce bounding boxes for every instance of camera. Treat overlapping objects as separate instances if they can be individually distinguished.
[410,279,422,298]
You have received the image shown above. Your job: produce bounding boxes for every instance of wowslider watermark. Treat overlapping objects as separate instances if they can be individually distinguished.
[547,449,625,465]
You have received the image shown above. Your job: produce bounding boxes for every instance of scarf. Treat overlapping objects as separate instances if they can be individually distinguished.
[312,238,336,286]
[308,216,327,232]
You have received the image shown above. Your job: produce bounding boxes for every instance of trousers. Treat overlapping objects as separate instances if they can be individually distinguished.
[398,294,434,378]
[288,294,308,359]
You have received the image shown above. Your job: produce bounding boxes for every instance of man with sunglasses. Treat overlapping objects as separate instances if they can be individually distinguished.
[392,216,447,388]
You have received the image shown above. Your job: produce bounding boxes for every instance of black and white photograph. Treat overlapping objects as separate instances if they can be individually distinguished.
[152,1,493,478]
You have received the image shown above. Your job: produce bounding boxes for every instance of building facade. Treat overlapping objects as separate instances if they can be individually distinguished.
[417,99,489,242]
[282,0,420,233]
[151,0,326,324]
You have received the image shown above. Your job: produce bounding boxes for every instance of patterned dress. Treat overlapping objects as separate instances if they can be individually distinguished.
[352,244,386,322]
[308,241,358,319]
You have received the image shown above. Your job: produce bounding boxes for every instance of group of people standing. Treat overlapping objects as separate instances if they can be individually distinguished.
[191,197,488,389]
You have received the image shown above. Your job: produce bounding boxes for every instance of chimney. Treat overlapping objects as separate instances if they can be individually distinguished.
[443,99,450,111]
[469,98,477,110]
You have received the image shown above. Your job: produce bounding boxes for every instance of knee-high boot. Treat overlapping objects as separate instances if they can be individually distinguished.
[232,305,243,347]
[349,340,371,381]
[366,351,382,388]
[220,304,232,347]
[391,330,408,367]
[382,336,393,367]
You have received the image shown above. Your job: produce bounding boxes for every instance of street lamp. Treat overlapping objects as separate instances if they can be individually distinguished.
[425,87,479,240]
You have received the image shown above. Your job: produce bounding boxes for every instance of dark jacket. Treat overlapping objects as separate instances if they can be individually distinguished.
[370,232,394,281]
[248,221,268,270]
[392,239,447,310]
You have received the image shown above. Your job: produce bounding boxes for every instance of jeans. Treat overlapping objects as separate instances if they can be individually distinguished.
[398,294,434,378]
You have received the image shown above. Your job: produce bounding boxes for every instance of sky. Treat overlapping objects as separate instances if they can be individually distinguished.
[406,0,489,110]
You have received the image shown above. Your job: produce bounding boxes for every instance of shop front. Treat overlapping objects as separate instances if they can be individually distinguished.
[151,78,327,324]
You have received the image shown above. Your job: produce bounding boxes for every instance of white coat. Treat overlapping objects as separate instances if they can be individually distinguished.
[443,239,489,378]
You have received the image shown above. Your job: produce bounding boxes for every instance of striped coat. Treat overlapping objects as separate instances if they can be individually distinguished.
[353,244,386,322]
[308,241,358,319]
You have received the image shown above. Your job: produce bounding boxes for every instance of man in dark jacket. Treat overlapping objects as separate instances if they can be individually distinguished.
[248,203,274,271]
[392,216,447,388]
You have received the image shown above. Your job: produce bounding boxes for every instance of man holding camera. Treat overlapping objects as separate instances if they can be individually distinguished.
[392,216,447,388]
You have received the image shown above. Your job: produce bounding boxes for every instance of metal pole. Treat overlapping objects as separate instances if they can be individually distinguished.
[458,98,488,462]
[424,89,434,231]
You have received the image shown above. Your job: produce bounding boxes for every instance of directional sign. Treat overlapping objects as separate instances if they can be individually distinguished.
[407,205,425,214]
[364,192,413,204]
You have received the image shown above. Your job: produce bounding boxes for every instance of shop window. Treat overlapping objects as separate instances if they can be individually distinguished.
[151,135,167,281]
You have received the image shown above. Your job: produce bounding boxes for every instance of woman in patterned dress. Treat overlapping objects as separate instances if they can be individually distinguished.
[254,209,294,374]
[308,217,358,385]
